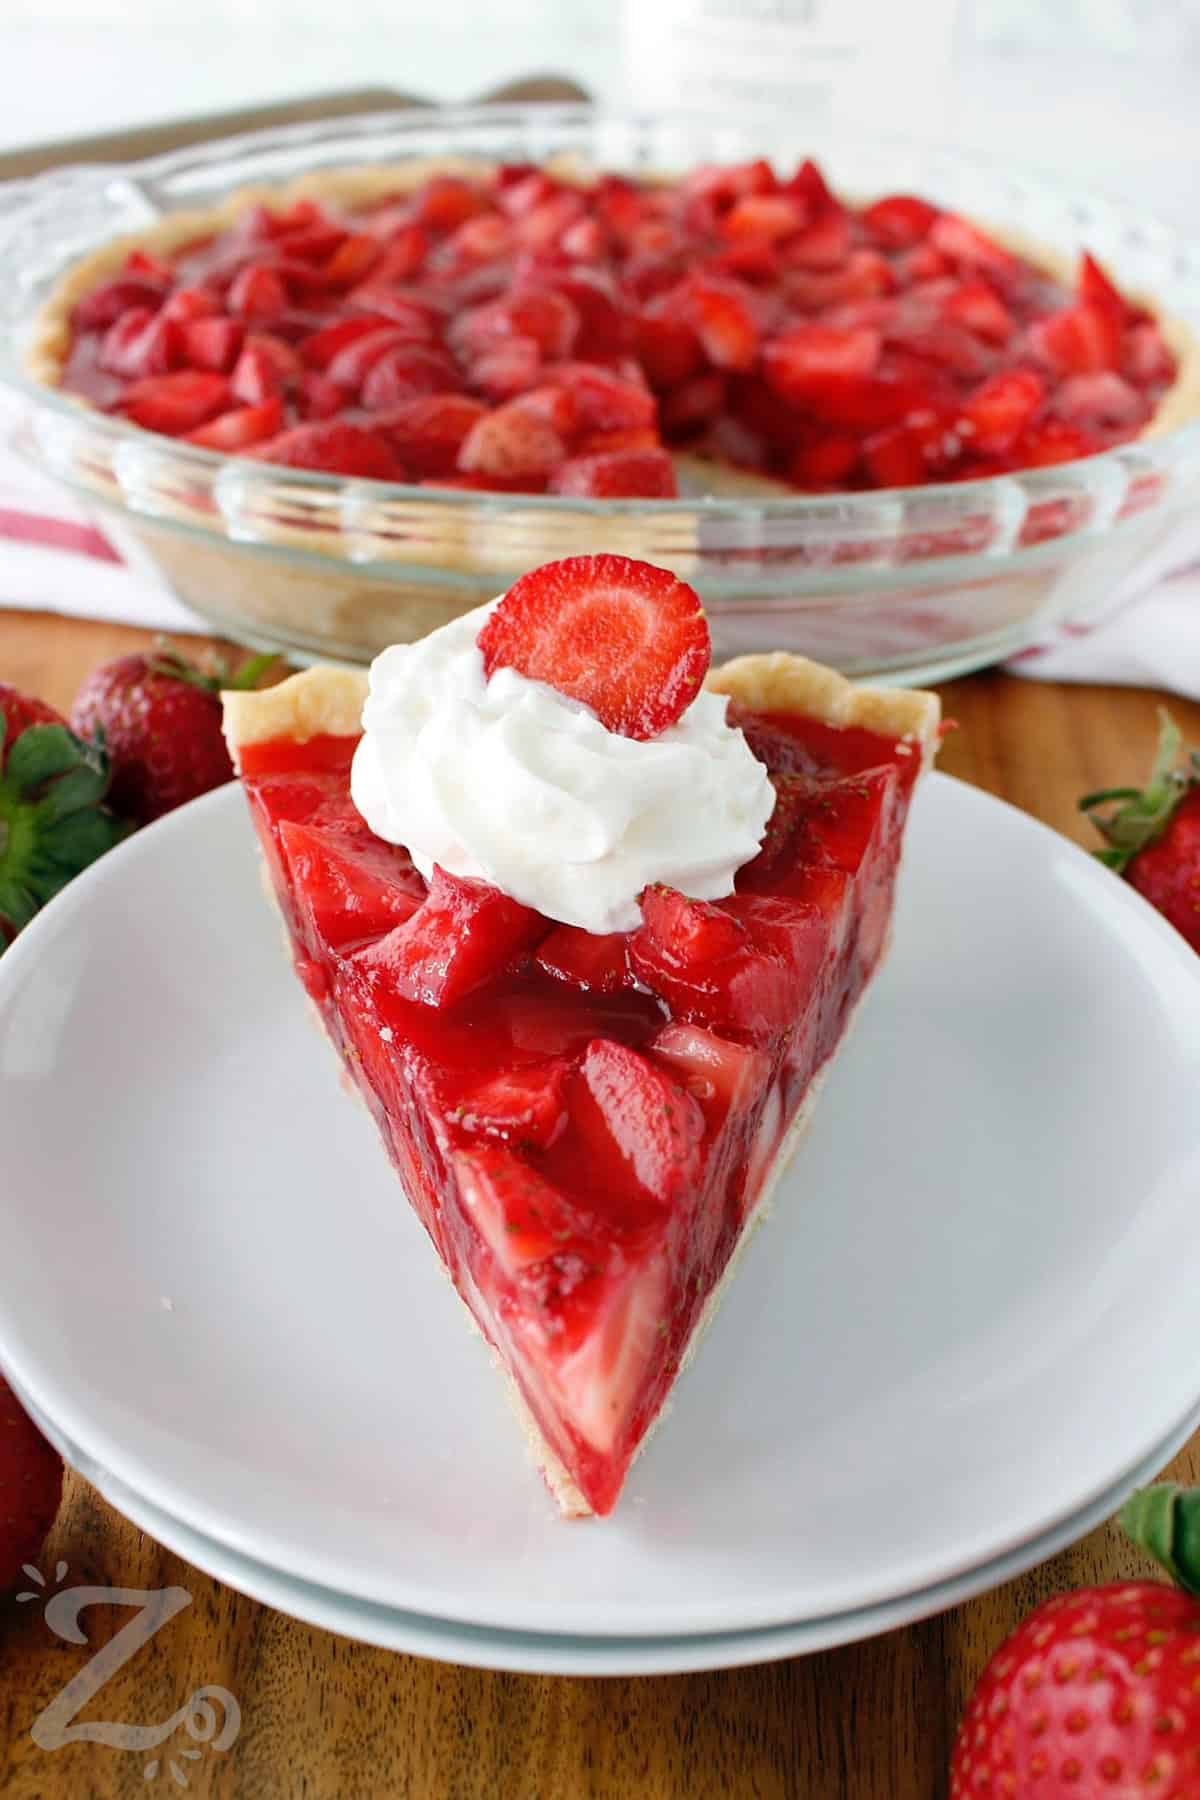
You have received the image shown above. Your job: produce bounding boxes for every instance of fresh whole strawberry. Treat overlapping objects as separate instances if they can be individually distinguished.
[0,685,125,950]
[1080,711,1200,952]
[951,1483,1200,1796]
[0,1375,64,1591]
[70,645,276,826]
[477,554,710,741]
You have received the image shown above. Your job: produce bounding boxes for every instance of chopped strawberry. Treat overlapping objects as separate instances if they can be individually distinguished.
[1009,417,1092,468]
[1123,320,1176,386]
[784,208,852,271]
[572,1038,705,1208]
[99,308,182,378]
[788,433,859,488]
[635,312,705,389]
[659,373,727,435]
[721,194,807,243]
[453,1145,583,1273]
[183,315,244,373]
[535,926,633,993]
[185,395,284,451]
[323,232,381,289]
[361,865,547,1007]
[1077,249,1127,318]
[469,337,543,400]
[508,383,579,439]
[942,279,1014,343]
[457,402,566,479]
[227,262,289,320]
[360,346,463,409]
[72,277,167,332]
[638,887,747,963]
[928,213,1016,273]
[372,393,487,476]
[451,1061,570,1150]
[453,291,580,361]
[370,223,431,283]
[1027,302,1121,374]
[121,370,231,435]
[683,275,760,371]
[278,819,424,950]
[648,1020,769,1121]
[162,286,220,325]
[296,371,345,421]
[547,448,677,499]
[861,423,928,488]
[862,194,938,248]
[325,326,418,393]
[411,175,486,233]
[560,216,608,262]
[785,158,836,213]
[1054,371,1147,432]
[299,314,397,369]
[542,362,657,434]
[251,420,408,480]
[762,323,882,404]
[477,554,710,741]
[446,213,514,264]
[575,426,662,457]
[530,267,628,356]
[960,367,1046,454]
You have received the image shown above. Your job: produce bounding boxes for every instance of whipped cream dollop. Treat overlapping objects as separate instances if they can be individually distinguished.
[350,602,775,935]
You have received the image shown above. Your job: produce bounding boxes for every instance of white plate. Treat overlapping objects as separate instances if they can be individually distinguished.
[16,1379,1198,1676]
[1,775,1199,1640]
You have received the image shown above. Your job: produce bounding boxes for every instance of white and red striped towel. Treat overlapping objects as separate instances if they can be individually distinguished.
[2,440,1198,696]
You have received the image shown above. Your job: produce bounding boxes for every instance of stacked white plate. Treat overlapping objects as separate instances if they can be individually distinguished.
[2,774,1199,1675]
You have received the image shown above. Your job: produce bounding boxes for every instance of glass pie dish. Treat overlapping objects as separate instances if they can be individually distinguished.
[2,103,1200,682]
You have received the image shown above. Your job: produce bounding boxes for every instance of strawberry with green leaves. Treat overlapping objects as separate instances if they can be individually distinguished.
[70,644,275,826]
[952,1483,1200,1796]
[0,684,124,952]
[1081,711,1200,953]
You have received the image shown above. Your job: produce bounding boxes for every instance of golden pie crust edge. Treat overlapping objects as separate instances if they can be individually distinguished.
[221,647,941,765]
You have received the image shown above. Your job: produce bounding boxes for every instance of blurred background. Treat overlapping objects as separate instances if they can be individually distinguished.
[5,0,1199,221]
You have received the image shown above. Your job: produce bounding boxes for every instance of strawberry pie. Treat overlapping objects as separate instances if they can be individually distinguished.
[27,155,1196,498]
[222,553,940,1515]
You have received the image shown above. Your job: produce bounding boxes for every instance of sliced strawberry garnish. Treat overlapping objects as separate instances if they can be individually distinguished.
[323,233,381,289]
[453,292,580,361]
[571,1039,705,1209]
[121,371,231,435]
[325,327,418,393]
[861,423,928,488]
[1123,321,1177,386]
[659,373,727,435]
[535,926,634,994]
[682,275,761,371]
[162,286,220,325]
[360,346,463,410]
[250,420,408,480]
[476,554,710,741]
[1054,371,1148,433]
[928,214,1017,274]
[960,367,1046,454]
[298,314,397,369]
[469,336,543,400]
[721,193,807,243]
[1077,250,1127,318]
[784,208,852,271]
[635,312,704,389]
[450,1060,570,1150]
[360,865,547,1008]
[942,280,1014,343]
[762,323,882,404]
[547,449,677,498]
[788,433,859,489]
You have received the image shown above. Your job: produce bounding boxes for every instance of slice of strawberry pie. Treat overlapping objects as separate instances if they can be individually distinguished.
[223,554,939,1516]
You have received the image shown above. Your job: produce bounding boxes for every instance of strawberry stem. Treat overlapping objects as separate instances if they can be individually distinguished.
[1120,1483,1200,1598]
[1080,709,1197,875]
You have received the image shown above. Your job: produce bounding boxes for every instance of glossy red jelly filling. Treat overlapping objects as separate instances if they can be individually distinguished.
[62,159,1176,496]
[239,702,920,1512]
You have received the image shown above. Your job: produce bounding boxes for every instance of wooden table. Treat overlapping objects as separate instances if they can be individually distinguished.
[1,604,1198,1799]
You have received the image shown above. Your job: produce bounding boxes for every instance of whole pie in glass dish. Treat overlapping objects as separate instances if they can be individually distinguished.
[222,552,940,1516]
[26,151,1200,499]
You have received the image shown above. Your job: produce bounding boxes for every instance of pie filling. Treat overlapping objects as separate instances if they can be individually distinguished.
[55,158,1178,495]
[235,698,925,1516]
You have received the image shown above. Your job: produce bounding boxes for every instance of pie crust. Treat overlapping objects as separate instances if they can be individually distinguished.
[223,651,939,1515]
